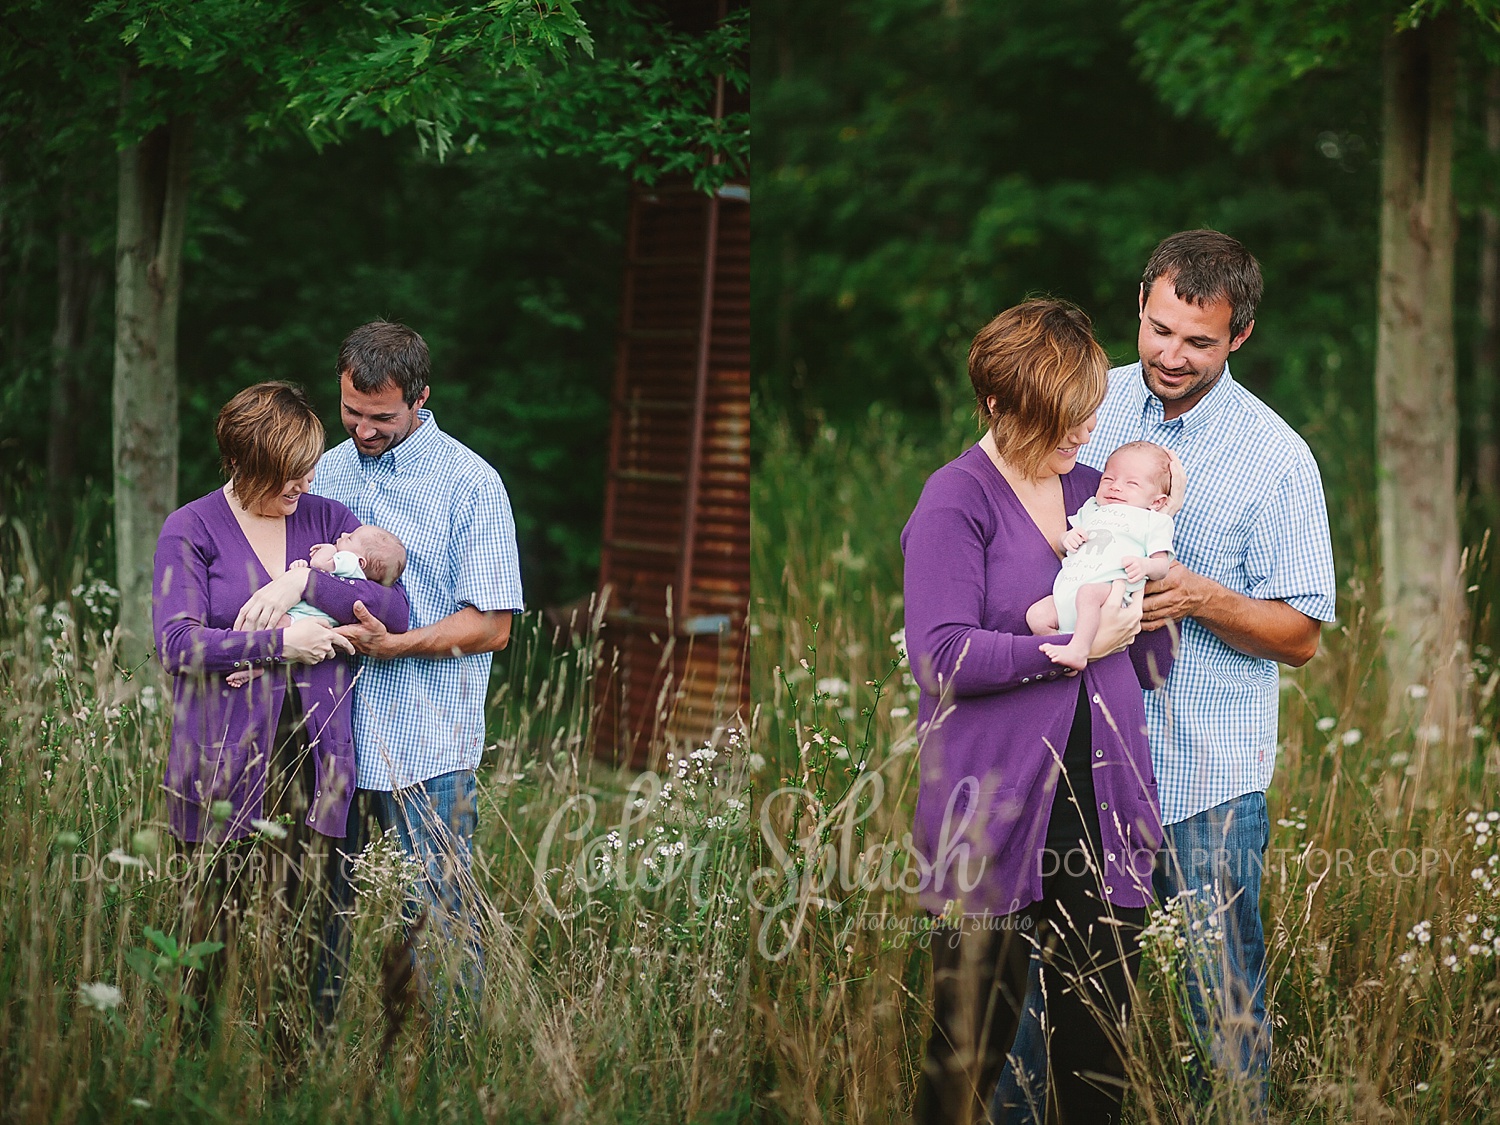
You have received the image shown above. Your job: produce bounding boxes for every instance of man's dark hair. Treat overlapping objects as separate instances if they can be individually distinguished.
[1141,230,1263,340]
[337,321,430,405]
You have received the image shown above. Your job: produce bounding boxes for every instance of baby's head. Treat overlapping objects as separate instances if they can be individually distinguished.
[1096,442,1172,511]
[314,525,408,586]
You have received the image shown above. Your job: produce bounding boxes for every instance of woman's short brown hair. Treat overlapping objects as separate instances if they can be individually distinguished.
[216,382,325,513]
[969,299,1108,479]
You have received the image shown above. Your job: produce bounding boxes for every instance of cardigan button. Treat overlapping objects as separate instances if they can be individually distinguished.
[1091,693,1102,704]
[1105,885,1114,895]
[1099,801,1108,810]
[1095,749,1103,758]
[1021,677,1030,684]
[1107,852,1117,862]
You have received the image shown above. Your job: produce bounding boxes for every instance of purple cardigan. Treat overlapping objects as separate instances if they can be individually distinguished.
[152,489,411,842]
[901,445,1174,914]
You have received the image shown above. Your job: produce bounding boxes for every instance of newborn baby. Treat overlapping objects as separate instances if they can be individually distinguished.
[227,524,407,688]
[1025,441,1176,671]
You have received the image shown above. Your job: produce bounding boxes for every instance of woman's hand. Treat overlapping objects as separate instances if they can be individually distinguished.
[281,617,355,664]
[234,568,311,631]
[1088,579,1142,661]
[1165,450,1187,516]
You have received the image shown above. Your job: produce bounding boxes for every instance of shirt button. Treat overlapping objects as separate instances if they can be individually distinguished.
[1107,852,1117,862]
[1099,801,1108,810]
[1105,885,1114,895]
[1021,677,1030,684]
[1095,749,1103,758]
[1091,693,1102,704]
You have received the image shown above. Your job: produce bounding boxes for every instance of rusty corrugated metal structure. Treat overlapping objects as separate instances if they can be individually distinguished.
[592,172,750,768]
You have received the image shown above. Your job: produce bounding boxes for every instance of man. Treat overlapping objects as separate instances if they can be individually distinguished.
[992,230,1337,1119]
[309,320,523,996]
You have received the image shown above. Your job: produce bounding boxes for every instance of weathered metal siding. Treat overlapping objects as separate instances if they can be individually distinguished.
[594,179,750,767]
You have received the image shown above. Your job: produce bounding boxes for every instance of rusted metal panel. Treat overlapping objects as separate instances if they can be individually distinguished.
[594,177,750,768]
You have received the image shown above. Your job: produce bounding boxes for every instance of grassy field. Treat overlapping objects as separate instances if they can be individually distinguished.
[0,514,760,1123]
[2,402,1499,1124]
[748,408,1500,1124]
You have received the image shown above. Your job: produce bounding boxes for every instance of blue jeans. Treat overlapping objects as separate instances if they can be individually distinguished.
[991,791,1271,1122]
[319,770,484,1017]
[987,953,1046,1125]
[1154,790,1271,1092]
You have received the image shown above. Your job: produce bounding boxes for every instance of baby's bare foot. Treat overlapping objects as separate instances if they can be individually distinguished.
[1039,641,1088,671]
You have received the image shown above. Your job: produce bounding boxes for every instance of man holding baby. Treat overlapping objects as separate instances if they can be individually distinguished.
[992,230,1339,1120]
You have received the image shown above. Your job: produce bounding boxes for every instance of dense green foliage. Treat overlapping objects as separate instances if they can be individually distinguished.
[753,0,1500,641]
[0,130,626,607]
[754,1,1494,480]
[0,0,747,608]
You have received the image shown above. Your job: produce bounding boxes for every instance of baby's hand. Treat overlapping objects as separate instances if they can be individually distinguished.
[1121,556,1146,583]
[1062,528,1088,552]
[290,559,309,570]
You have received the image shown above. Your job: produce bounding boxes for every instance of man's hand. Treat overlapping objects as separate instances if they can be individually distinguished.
[1141,561,1320,665]
[1139,562,1206,630]
[1165,450,1187,515]
[235,568,311,631]
[1062,528,1088,552]
[335,602,514,659]
[335,601,400,658]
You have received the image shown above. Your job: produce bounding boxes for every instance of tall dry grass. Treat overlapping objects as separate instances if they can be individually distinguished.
[749,407,1500,1123]
[0,513,758,1124]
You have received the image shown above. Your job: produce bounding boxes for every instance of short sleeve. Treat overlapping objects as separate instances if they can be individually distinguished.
[1242,453,1337,622]
[1146,511,1175,558]
[1068,497,1098,529]
[332,551,365,578]
[452,473,525,613]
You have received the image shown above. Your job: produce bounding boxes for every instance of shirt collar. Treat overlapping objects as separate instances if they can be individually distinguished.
[1136,360,1235,435]
[362,408,440,471]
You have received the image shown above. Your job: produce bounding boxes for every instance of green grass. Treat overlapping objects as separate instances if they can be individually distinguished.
[749,407,1500,1123]
[3,401,1499,1122]
[0,513,759,1123]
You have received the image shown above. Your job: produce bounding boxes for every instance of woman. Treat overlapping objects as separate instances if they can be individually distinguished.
[902,300,1173,1125]
[151,381,410,1026]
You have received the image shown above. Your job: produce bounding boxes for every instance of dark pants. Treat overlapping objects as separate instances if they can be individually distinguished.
[183,684,343,1044]
[916,685,1146,1125]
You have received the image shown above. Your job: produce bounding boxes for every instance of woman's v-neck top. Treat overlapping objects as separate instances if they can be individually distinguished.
[152,489,410,842]
[900,444,1173,914]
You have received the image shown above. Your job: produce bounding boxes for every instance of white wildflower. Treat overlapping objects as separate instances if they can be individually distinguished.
[890,629,908,661]
[1315,716,1337,732]
[1341,728,1362,746]
[77,982,123,1011]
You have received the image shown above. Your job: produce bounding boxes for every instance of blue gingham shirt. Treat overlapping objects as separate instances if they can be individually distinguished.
[314,410,524,790]
[1079,363,1336,825]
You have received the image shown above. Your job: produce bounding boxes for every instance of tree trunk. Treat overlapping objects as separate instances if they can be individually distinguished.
[1475,66,1500,503]
[113,114,192,662]
[1374,14,1462,709]
[0,159,8,365]
[49,223,101,514]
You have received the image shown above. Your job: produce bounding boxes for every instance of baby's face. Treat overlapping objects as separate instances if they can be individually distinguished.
[308,542,339,571]
[330,527,374,562]
[1096,449,1169,510]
